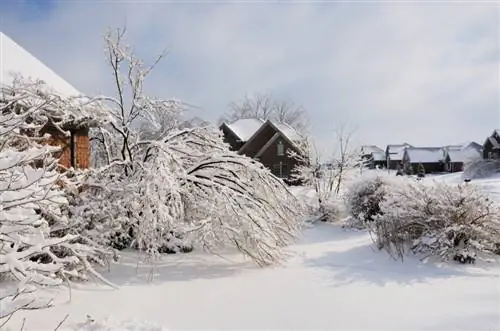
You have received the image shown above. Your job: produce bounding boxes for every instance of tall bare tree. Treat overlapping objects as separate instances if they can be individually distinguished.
[222,93,310,134]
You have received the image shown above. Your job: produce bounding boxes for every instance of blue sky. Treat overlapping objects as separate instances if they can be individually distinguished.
[0,1,498,155]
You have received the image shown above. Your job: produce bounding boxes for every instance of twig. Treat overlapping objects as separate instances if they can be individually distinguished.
[53,314,69,331]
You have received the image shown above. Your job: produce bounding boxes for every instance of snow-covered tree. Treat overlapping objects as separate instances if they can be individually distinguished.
[0,80,113,322]
[222,93,310,134]
[291,124,359,222]
[74,27,304,266]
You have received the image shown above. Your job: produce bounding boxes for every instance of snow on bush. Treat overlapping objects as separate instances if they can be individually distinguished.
[70,28,304,266]
[344,174,389,228]
[372,181,500,263]
[0,80,114,322]
[463,158,500,180]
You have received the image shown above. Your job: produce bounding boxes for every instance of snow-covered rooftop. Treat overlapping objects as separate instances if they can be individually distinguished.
[446,149,481,163]
[372,151,385,161]
[405,147,445,163]
[361,145,384,155]
[387,144,412,161]
[225,118,264,142]
[0,32,81,97]
[272,121,303,144]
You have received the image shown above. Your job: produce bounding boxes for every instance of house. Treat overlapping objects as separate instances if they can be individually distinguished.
[360,145,385,169]
[219,118,264,151]
[385,143,412,170]
[483,129,500,160]
[220,118,305,181]
[0,32,91,170]
[443,142,482,172]
[402,147,446,174]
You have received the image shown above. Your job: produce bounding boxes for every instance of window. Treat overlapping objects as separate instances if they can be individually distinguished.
[277,140,285,156]
[272,163,288,178]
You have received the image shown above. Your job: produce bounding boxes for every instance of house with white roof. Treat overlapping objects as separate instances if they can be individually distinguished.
[483,129,500,160]
[385,143,412,170]
[360,145,385,169]
[402,147,446,174]
[219,118,305,183]
[443,142,482,172]
[0,31,92,169]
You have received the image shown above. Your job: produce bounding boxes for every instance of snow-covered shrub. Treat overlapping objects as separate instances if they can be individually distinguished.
[372,181,500,263]
[0,81,114,322]
[70,28,304,266]
[344,174,393,228]
[463,158,500,180]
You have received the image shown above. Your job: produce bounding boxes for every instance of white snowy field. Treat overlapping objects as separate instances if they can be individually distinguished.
[6,226,500,330]
[5,171,500,331]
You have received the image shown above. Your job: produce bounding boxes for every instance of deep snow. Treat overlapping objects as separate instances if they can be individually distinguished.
[5,222,500,331]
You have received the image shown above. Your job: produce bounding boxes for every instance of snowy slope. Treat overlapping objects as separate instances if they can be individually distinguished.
[0,32,81,96]
[6,224,500,331]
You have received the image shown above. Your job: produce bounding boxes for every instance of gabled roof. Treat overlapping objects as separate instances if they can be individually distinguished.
[404,147,444,163]
[361,145,384,155]
[0,32,81,97]
[386,143,412,161]
[239,119,304,155]
[221,118,264,142]
[446,148,481,163]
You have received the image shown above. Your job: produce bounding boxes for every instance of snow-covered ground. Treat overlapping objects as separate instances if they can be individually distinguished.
[6,226,500,330]
[5,172,500,331]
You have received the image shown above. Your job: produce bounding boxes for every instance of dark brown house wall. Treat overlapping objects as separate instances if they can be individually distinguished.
[388,160,403,170]
[240,124,277,158]
[482,139,500,159]
[408,162,445,174]
[258,137,299,178]
[447,162,463,173]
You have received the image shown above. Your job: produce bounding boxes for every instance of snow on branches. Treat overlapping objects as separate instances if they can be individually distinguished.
[0,80,113,322]
[344,174,500,263]
[74,27,304,266]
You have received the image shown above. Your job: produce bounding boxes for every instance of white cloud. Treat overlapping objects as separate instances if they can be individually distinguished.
[0,2,498,155]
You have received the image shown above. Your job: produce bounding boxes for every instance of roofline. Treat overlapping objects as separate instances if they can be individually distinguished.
[238,119,273,154]
[238,119,302,154]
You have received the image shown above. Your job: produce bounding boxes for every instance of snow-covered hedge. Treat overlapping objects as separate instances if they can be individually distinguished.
[344,174,500,263]
[373,181,500,263]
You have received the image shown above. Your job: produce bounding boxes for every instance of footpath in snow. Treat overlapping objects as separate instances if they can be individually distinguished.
[6,223,500,331]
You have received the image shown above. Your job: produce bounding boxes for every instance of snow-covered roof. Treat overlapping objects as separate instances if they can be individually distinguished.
[372,151,385,161]
[271,121,303,144]
[225,118,264,142]
[404,147,444,163]
[361,145,384,155]
[0,32,81,97]
[387,144,412,161]
[446,149,481,163]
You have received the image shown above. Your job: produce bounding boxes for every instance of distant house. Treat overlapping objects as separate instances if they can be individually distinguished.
[220,118,305,182]
[385,143,412,170]
[402,147,445,174]
[443,142,482,172]
[360,145,385,169]
[219,118,264,151]
[483,129,500,160]
[0,32,91,170]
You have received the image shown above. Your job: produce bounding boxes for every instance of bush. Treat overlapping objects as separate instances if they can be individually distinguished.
[344,175,391,226]
[463,159,500,180]
[371,181,500,263]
